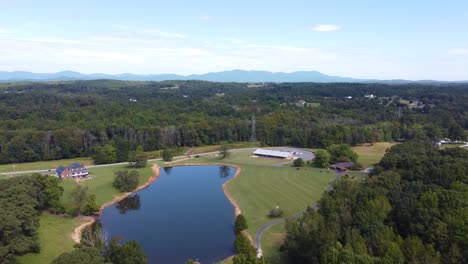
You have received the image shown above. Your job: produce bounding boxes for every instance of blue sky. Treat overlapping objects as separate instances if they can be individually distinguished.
[0,0,467,80]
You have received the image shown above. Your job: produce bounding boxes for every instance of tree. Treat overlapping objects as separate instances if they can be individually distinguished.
[326,144,358,163]
[293,158,304,167]
[69,185,89,215]
[43,176,66,214]
[314,149,331,168]
[93,144,117,164]
[108,240,146,264]
[219,142,230,159]
[235,214,248,235]
[162,149,173,162]
[82,194,100,215]
[52,247,106,264]
[113,170,140,192]
[128,145,148,168]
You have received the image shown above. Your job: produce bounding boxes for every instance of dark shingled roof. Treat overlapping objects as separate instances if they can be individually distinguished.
[56,163,85,177]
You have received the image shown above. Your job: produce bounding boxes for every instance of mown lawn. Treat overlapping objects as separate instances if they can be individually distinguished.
[16,214,82,264]
[352,142,395,168]
[60,164,155,208]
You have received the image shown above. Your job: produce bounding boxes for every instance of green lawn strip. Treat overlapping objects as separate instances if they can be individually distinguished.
[60,164,154,209]
[0,157,93,173]
[16,214,82,264]
[261,222,288,264]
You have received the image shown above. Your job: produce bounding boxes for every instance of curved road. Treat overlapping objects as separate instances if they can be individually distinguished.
[254,171,345,257]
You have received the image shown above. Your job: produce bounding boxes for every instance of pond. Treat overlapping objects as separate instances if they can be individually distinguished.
[100,165,236,264]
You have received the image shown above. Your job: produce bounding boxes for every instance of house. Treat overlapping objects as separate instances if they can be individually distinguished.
[56,163,89,179]
[330,162,354,171]
[296,100,306,106]
[253,149,293,159]
[364,94,375,99]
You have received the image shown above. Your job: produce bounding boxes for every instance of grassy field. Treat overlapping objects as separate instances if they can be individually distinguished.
[0,157,93,174]
[60,164,155,207]
[16,214,83,264]
[352,142,395,168]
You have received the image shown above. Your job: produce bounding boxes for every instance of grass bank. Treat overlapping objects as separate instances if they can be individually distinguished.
[16,214,83,264]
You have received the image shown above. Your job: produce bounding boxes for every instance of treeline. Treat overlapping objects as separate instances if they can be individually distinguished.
[0,174,64,263]
[0,80,466,164]
[283,142,468,263]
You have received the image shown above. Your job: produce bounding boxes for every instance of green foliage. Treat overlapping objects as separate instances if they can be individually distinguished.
[326,144,359,163]
[128,146,148,168]
[51,247,106,264]
[0,174,64,262]
[92,144,117,165]
[108,240,146,264]
[113,170,140,192]
[0,81,466,165]
[269,206,283,218]
[81,194,100,216]
[68,185,89,216]
[235,214,248,235]
[162,149,173,162]
[283,141,468,263]
[219,142,230,159]
[314,149,331,168]
[293,158,304,167]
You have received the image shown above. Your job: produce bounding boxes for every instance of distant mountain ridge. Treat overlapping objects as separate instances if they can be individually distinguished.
[0,70,465,83]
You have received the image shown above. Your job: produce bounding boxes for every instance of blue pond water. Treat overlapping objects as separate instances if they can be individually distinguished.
[100,165,236,264]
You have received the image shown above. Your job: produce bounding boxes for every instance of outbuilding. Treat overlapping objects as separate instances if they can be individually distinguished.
[253,149,293,159]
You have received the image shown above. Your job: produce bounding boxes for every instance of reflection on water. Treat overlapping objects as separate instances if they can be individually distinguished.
[163,166,173,175]
[219,165,230,178]
[116,194,141,214]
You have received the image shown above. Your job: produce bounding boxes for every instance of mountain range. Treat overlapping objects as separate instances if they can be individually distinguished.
[0,70,465,83]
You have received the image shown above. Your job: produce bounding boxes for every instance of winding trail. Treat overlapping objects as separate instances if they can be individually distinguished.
[254,171,345,257]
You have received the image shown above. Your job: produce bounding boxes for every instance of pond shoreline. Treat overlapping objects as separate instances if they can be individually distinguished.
[71,162,252,250]
[71,164,161,243]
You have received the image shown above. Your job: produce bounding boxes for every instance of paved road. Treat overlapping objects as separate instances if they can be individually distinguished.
[0,148,259,176]
[254,170,345,257]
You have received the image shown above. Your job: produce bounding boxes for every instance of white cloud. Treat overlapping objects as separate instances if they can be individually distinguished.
[0,28,8,33]
[449,48,468,55]
[199,15,213,21]
[310,24,341,32]
[224,37,245,44]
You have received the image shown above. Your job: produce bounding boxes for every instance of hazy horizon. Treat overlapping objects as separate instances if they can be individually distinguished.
[1,1,468,80]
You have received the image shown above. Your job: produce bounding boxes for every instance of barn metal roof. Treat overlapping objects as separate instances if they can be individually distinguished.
[253,149,291,158]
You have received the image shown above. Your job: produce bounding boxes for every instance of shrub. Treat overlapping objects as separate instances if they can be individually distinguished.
[293,158,304,167]
[113,170,140,192]
[269,206,283,218]
[162,149,173,162]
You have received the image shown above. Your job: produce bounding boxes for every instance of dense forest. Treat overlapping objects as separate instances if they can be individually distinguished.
[0,80,466,164]
[283,142,468,263]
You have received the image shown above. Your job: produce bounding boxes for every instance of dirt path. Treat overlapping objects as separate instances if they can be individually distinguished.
[71,216,95,243]
[70,164,161,243]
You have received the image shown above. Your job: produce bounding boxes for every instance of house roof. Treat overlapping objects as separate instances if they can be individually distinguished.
[331,162,354,169]
[56,163,86,175]
[253,149,291,158]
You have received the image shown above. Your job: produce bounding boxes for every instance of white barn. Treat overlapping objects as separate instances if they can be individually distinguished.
[253,149,293,159]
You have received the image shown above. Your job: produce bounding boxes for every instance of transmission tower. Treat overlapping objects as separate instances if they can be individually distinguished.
[250,115,257,142]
